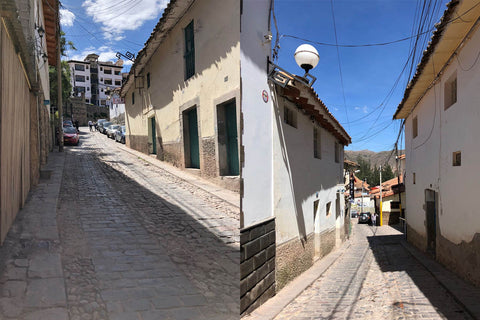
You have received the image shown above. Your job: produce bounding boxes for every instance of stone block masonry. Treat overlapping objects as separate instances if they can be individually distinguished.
[240,218,276,315]
[276,228,337,292]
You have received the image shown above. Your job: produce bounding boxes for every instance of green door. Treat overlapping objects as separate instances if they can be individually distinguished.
[188,108,200,168]
[151,117,156,154]
[225,102,239,175]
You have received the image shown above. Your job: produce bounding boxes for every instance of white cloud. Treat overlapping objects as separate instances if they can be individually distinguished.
[82,0,169,40]
[354,106,369,114]
[66,46,133,69]
[66,45,135,72]
[60,8,75,27]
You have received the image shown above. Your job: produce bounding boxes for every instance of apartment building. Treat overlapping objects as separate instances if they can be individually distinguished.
[68,54,124,106]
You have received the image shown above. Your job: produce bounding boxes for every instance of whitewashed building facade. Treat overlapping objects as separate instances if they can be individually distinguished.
[394,0,480,287]
[68,54,124,106]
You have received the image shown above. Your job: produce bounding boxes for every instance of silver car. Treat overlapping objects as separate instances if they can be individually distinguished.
[106,125,121,139]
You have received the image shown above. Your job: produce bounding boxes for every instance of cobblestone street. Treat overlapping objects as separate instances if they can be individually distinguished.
[0,128,239,320]
[272,223,472,320]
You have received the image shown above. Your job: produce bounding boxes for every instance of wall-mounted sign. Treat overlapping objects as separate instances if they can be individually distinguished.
[44,100,50,105]
[262,90,269,103]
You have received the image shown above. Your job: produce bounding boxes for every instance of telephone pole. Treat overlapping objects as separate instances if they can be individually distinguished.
[380,165,383,226]
[56,1,63,152]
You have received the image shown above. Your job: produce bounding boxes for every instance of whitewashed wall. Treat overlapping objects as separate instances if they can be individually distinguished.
[240,0,274,228]
[273,97,344,244]
[405,25,480,244]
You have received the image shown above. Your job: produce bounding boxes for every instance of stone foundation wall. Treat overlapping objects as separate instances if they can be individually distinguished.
[319,228,336,258]
[212,176,240,193]
[126,137,240,192]
[276,233,315,291]
[437,233,480,287]
[87,105,109,122]
[382,211,400,225]
[240,218,276,315]
[201,137,217,178]
[406,224,427,252]
[163,142,183,168]
[127,135,149,154]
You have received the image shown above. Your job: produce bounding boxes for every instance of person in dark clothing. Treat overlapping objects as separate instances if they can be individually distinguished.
[74,120,79,132]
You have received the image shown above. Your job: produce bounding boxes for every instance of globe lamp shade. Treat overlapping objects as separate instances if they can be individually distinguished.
[294,44,319,73]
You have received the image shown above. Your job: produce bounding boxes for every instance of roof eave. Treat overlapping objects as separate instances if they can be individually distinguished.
[394,0,480,120]
[121,0,195,96]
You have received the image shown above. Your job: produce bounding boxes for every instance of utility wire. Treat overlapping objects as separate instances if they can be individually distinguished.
[329,0,350,131]
[280,1,480,49]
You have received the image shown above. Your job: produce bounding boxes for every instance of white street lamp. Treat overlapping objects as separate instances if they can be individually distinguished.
[294,44,319,74]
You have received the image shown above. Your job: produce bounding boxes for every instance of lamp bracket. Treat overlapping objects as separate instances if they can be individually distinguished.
[268,60,316,87]
[116,51,135,62]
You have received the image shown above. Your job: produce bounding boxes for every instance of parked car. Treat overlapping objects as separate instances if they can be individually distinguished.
[63,120,74,127]
[96,119,107,131]
[115,126,126,144]
[106,125,121,139]
[98,121,112,134]
[351,210,358,218]
[358,212,371,224]
[63,126,79,145]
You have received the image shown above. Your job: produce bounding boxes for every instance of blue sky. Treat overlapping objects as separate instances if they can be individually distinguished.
[60,0,450,152]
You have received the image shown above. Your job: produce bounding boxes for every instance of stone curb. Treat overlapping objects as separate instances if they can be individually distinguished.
[400,240,480,320]
[114,140,240,208]
[243,228,355,319]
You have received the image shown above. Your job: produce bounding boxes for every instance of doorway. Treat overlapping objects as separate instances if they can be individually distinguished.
[183,107,200,169]
[425,189,437,256]
[217,100,239,176]
[149,117,156,155]
[314,200,320,258]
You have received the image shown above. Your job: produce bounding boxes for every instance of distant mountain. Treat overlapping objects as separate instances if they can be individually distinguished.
[345,149,404,172]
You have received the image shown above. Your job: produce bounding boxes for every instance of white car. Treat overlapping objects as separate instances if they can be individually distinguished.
[106,125,121,139]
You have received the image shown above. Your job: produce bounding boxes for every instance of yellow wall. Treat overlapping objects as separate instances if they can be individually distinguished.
[125,0,240,144]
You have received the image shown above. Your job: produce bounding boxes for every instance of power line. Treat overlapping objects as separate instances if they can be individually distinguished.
[329,0,350,131]
[280,1,480,49]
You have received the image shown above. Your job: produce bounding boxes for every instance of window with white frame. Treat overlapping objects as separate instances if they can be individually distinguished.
[75,75,85,82]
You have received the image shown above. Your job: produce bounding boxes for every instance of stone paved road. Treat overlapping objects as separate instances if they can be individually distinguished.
[274,223,471,320]
[0,128,239,320]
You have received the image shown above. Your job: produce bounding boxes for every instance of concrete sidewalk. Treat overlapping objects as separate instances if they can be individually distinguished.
[244,223,480,319]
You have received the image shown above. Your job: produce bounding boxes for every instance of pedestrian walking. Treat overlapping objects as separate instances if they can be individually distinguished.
[371,212,377,226]
[74,120,79,132]
[88,120,93,132]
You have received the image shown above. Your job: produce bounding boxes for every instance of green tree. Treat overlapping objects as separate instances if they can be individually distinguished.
[49,31,75,111]
[371,165,380,187]
[382,164,395,182]
[49,61,72,109]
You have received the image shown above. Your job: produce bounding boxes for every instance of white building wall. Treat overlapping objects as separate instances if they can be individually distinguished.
[405,25,480,245]
[405,83,440,242]
[273,97,344,244]
[69,61,92,100]
[240,0,274,228]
